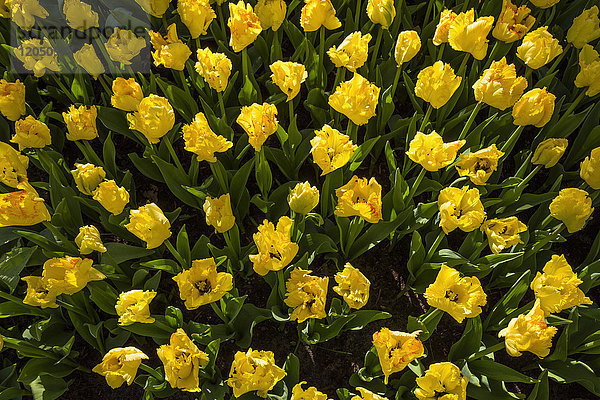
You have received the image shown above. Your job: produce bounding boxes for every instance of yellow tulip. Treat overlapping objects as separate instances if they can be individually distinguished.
[75,225,107,254]
[14,38,60,77]
[183,113,233,162]
[0,182,51,227]
[335,176,382,223]
[351,388,388,400]
[172,258,233,309]
[498,299,557,358]
[149,24,192,71]
[531,254,592,315]
[549,188,594,233]
[493,0,535,43]
[255,0,286,31]
[73,44,104,78]
[291,382,328,400]
[473,57,527,110]
[203,193,236,233]
[157,328,209,392]
[512,87,556,127]
[425,264,487,323]
[12,115,51,150]
[300,0,341,32]
[530,0,561,9]
[310,124,357,175]
[127,95,175,144]
[366,0,395,29]
[195,48,232,92]
[438,186,486,234]
[92,180,130,215]
[288,182,319,214]
[481,217,527,254]
[531,138,568,168]
[415,61,461,109]
[333,263,370,309]
[0,0,8,17]
[455,144,505,185]
[395,30,421,66]
[63,105,98,141]
[71,163,106,195]
[125,203,172,249]
[0,79,26,121]
[10,0,48,30]
[111,77,143,111]
[284,268,328,323]
[92,347,148,389]
[42,256,105,295]
[433,9,457,45]
[567,6,600,48]
[327,32,372,73]
[580,146,600,189]
[135,0,170,17]
[236,102,279,151]
[414,362,468,400]
[178,0,215,38]
[574,44,600,97]
[406,131,465,172]
[249,216,299,276]
[227,349,286,398]
[63,0,99,31]
[115,290,157,326]
[372,328,424,384]
[228,1,262,52]
[105,28,146,65]
[0,142,28,187]
[22,276,59,308]
[329,73,380,126]
[270,61,308,101]
[516,27,563,69]
[448,9,495,60]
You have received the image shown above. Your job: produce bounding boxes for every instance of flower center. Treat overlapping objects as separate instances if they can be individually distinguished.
[194,279,212,294]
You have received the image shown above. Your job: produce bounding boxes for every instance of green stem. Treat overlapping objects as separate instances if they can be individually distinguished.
[210,301,228,323]
[546,43,571,76]
[457,102,483,140]
[277,270,287,299]
[242,48,249,83]
[139,363,163,380]
[458,53,470,76]
[419,104,433,132]
[176,70,191,98]
[408,167,426,199]
[437,43,446,61]
[560,90,586,122]
[51,75,77,103]
[390,66,402,100]
[346,120,357,143]
[332,67,346,92]
[288,98,294,122]
[98,75,112,97]
[218,91,227,123]
[468,342,505,361]
[500,125,524,155]
[369,26,383,74]
[483,41,499,70]
[318,26,326,89]
[164,240,185,271]
[355,0,362,28]
[218,2,226,36]
[425,229,445,261]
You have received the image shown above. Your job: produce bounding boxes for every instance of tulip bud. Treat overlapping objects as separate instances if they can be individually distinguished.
[269,61,308,101]
[531,138,568,168]
[111,77,143,111]
[329,73,380,126]
[567,6,600,48]
[395,30,421,66]
[415,61,462,109]
[228,1,262,52]
[288,182,319,214]
[71,163,106,195]
[366,0,396,29]
[203,194,236,233]
[13,116,51,150]
[574,44,600,97]
[127,95,175,144]
[10,0,48,30]
[92,180,130,215]
[516,27,562,69]
[135,0,170,17]
[105,28,146,65]
[125,203,172,249]
[63,0,99,31]
[0,79,26,121]
[255,0,286,31]
[530,0,561,9]
[549,188,594,233]
[75,225,107,254]
[73,44,104,78]
[512,88,556,128]
[178,0,216,39]
[580,147,600,190]
[63,105,98,141]
[300,0,341,32]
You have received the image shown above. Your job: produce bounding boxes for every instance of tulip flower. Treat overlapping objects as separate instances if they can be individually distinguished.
[493,0,535,43]
[71,163,106,195]
[327,32,372,73]
[567,6,600,49]
[255,0,286,31]
[22,276,59,308]
[310,125,357,175]
[115,290,157,325]
[111,77,143,111]
[12,116,51,150]
[14,38,60,77]
[329,73,380,126]
[549,188,594,233]
[195,48,232,92]
[335,176,382,223]
[127,95,175,144]
[517,27,563,69]
[473,57,527,110]
[63,105,98,141]
[228,1,262,52]
[0,142,28,187]
[270,61,308,101]
[291,382,328,400]
[105,28,146,65]
[372,328,424,384]
[75,225,107,254]
[92,180,130,215]
[0,182,51,227]
[406,131,465,172]
[173,258,233,309]
[366,0,396,29]
[10,0,48,30]
[236,103,279,151]
[157,329,209,392]
[448,9,495,60]
[249,216,299,276]
[414,362,468,400]
[438,186,486,234]
[178,0,215,38]
[333,263,370,309]
[481,217,527,254]
[530,0,561,9]
[352,388,388,400]
[395,30,421,66]
[0,79,26,121]
[135,0,170,17]
[203,194,236,233]
[284,268,328,322]
[300,0,341,32]
[288,182,319,214]
[456,144,505,185]
[92,347,148,389]
[433,9,457,45]
[415,61,461,109]
[73,44,104,78]
[499,299,557,358]
[532,138,568,168]
[183,112,233,162]
[42,256,105,295]
[512,87,556,127]
[580,147,600,189]
[227,349,286,397]
[574,44,600,97]
[63,0,99,31]
[149,24,192,71]
[125,203,172,249]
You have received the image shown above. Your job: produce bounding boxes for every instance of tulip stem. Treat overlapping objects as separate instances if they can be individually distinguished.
[164,240,185,272]
[346,120,358,143]
[288,99,294,123]
[50,75,77,104]
[425,229,445,261]
[408,167,426,200]
[277,270,287,299]
[437,43,446,61]
[218,3,226,38]
[211,301,228,323]
[458,53,470,76]
[318,26,326,89]
[369,26,383,75]
[546,43,571,77]
[98,75,112,97]
[176,70,191,99]
[139,363,163,380]
[560,90,586,123]
[332,67,346,93]
[355,0,362,28]
[457,101,482,140]
[218,91,227,122]
[500,125,524,156]
[419,104,433,132]
[242,48,249,84]
[483,42,499,70]
[515,165,542,192]
[468,342,505,361]
[390,65,402,101]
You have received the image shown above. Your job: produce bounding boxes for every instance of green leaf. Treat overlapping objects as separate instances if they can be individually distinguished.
[88,281,118,315]
[0,246,37,293]
[449,316,483,362]
[102,243,155,264]
[469,359,538,384]
[484,270,531,330]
